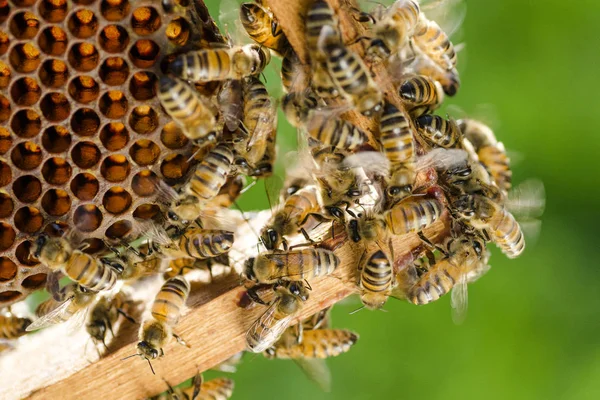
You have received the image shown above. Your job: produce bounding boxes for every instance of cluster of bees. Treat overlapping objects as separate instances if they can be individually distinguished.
[0,0,541,397]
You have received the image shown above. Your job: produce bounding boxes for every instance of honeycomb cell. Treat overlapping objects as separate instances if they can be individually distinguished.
[131,170,157,197]
[99,25,129,53]
[0,1,9,24]
[11,141,42,170]
[41,188,71,216]
[161,121,189,149]
[166,17,191,46]
[13,0,37,6]
[70,172,99,200]
[129,105,158,134]
[68,42,99,72]
[68,76,99,104]
[12,175,42,203]
[21,273,47,289]
[101,0,130,21]
[129,39,159,68]
[0,223,15,251]
[71,108,100,136]
[68,9,98,39]
[44,221,70,237]
[15,240,39,266]
[0,160,11,186]
[99,57,129,86]
[0,127,10,154]
[73,0,96,5]
[14,206,43,234]
[38,26,68,56]
[102,186,132,214]
[9,43,41,73]
[0,291,22,303]
[42,125,71,153]
[39,59,69,88]
[100,122,128,151]
[105,220,131,239]
[40,92,70,122]
[161,154,189,182]
[133,203,160,220]
[99,90,128,119]
[130,139,160,166]
[0,95,11,122]
[9,11,39,40]
[0,257,17,282]
[73,204,102,232]
[11,109,42,138]
[42,157,72,184]
[80,238,105,254]
[11,77,41,106]
[0,192,13,218]
[132,7,160,36]
[38,0,68,23]
[129,71,157,100]
[0,61,10,88]
[0,30,9,55]
[100,155,130,182]
[71,141,101,169]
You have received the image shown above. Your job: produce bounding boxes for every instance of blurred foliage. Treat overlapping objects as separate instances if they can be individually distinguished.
[200,0,600,398]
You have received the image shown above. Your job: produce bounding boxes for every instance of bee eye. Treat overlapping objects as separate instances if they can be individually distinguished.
[167,211,179,221]
[268,230,278,244]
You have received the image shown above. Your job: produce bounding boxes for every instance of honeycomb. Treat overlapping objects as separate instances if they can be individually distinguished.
[0,0,206,306]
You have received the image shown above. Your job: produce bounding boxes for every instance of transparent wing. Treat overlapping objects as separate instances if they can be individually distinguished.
[27,296,76,331]
[420,0,467,39]
[450,273,468,325]
[218,80,244,132]
[343,152,391,179]
[218,0,247,44]
[292,358,332,392]
[264,174,284,213]
[247,301,294,353]
[507,179,546,219]
[416,148,468,170]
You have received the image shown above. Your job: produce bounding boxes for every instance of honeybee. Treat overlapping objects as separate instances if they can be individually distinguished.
[413,16,457,71]
[158,76,217,142]
[357,248,397,310]
[0,314,32,339]
[318,25,383,116]
[32,235,120,292]
[399,75,445,117]
[244,247,339,284]
[169,44,271,83]
[410,55,460,96]
[452,193,524,258]
[111,242,164,281]
[86,291,135,350]
[264,328,358,359]
[28,283,96,331]
[458,119,511,193]
[164,254,230,280]
[154,371,234,400]
[260,185,323,250]
[217,79,244,132]
[304,110,369,150]
[240,2,289,55]
[416,114,461,148]
[162,226,235,261]
[384,197,444,235]
[246,280,310,353]
[281,90,319,128]
[281,50,311,93]
[131,276,190,372]
[205,175,245,209]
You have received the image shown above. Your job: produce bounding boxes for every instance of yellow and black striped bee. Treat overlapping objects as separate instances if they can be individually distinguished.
[282,90,319,128]
[416,114,461,148]
[86,291,135,351]
[384,197,444,235]
[158,76,217,142]
[357,248,396,310]
[305,111,369,151]
[264,328,358,360]
[281,50,311,93]
[240,2,289,55]
[0,314,32,339]
[399,75,445,117]
[28,283,96,331]
[171,227,235,261]
[413,16,458,71]
[411,55,460,96]
[153,371,234,400]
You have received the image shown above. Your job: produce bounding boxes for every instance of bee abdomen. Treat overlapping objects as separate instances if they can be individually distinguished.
[385,198,444,235]
[151,276,190,326]
[492,211,525,258]
[67,252,117,292]
[181,230,235,259]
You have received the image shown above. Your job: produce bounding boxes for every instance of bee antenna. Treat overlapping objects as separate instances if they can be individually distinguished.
[349,305,365,315]
[147,358,156,375]
[304,279,312,291]
[120,353,139,361]
[233,200,261,242]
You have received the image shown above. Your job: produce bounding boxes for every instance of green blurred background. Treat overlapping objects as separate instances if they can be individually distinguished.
[203,0,600,399]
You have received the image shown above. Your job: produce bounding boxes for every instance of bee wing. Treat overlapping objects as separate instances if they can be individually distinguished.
[27,296,77,331]
[247,98,277,148]
[218,80,244,132]
[248,301,294,353]
[292,358,332,392]
[218,0,247,45]
[420,0,467,39]
[416,148,469,170]
[450,273,468,325]
[507,179,546,219]
[343,152,391,179]
[264,174,284,213]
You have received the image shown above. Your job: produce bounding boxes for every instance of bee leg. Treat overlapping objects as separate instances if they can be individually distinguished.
[271,21,282,37]
[47,271,64,301]
[418,231,448,257]
[172,333,190,348]
[117,308,137,324]
[282,238,289,251]
[300,227,315,244]
[246,285,268,305]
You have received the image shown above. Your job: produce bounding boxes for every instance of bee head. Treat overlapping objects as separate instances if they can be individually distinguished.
[387,184,412,199]
[137,341,159,360]
[239,3,258,24]
[244,258,257,282]
[261,228,278,251]
[453,194,475,218]
[101,258,125,274]
[361,292,387,310]
[166,210,179,222]
[326,206,344,221]
[366,38,390,62]
[263,347,276,359]
[33,233,49,258]
[87,320,107,341]
[472,239,485,257]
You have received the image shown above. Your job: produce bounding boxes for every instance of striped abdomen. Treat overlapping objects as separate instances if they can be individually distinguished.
[385,198,443,235]
[151,276,190,327]
[64,251,117,292]
[170,48,232,82]
[242,77,274,137]
[478,146,512,192]
[408,256,461,305]
[281,50,308,92]
[266,329,358,359]
[186,378,235,400]
[323,41,371,98]
[187,144,234,201]
[399,75,444,109]
[380,102,414,165]
[178,229,235,259]
[253,248,340,283]
[413,18,457,71]
[489,207,524,258]
[307,113,368,150]
[360,250,393,294]
[279,185,321,234]
[306,0,339,58]
[0,315,31,339]
[158,76,215,141]
[240,3,288,55]
[416,114,461,148]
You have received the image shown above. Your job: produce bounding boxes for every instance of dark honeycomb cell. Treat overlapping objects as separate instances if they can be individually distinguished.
[0,192,13,218]
[99,57,129,86]
[0,30,9,55]
[102,187,132,214]
[129,39,159,68]
[68,9,98,39]
[161,121,189,149]
[105,220,131,239]
[80,238,105,254]
[68,42,99,72]
[133,203,160,220]
[11,109,42,138]
[21,273,47,289]
[42,125,71,153]
[131,170,157,197]
[38,26,68,55]
[11,77,41,106]
[99,24,129,53]
[12,0,37,6]
[73,204,102,232]
[11,141,42,170]
[130,139,160,166]
[161,154,189,182]
[0,160,11,186]
[100,155,130,182]
[100,122,128,151]
[43,221,70,237]
[129,105,158,134]
[101,0,130,21]
[68,76,99,104]
[42,157,72,185]
[70,172,99,200]
[39,59,69,88]
[9,11,39,40]
[38,0,68,23]
[0,61,11,88]
[166,17,191,46]
[0,223,16,251]
[0,257,17,282]
[99,90,128,119]
[71,108,101,136]
[131,7,161,36]
[12,175,42,203]
[15,240,38,266]
[0,94,11,122]
[14,206,44,234]
[0,127,10,154]
[0,1,9,24]
[71,141,101,169]
[40,92,71,121]
[9,43,41,73]
[129,71,157,100]
[41,188,71,216]
[0,291,22,303]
